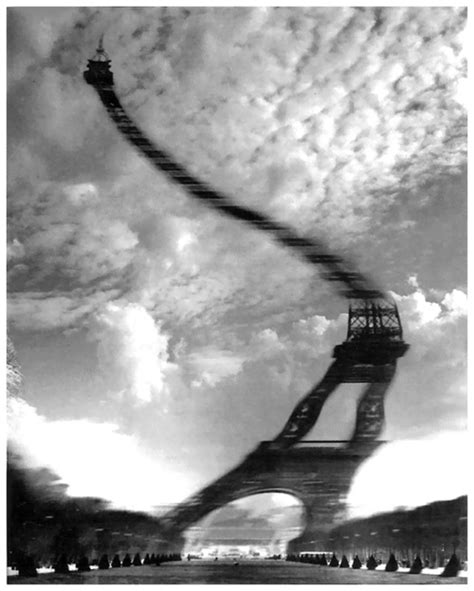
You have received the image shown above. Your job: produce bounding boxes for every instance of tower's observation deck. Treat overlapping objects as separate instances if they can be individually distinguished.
[334,300,409,365]
[83,37,114,86]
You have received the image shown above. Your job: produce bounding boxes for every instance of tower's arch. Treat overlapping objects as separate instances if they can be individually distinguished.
[183,491,306,556]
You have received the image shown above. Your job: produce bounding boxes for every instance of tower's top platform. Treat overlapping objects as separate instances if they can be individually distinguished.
[84,37,114,87]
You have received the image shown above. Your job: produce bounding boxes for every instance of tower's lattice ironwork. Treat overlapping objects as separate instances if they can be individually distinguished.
[84,42,409,545]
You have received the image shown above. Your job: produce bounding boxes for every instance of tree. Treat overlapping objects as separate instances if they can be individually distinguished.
[440,554,460,578]
[385,553,398,572]
[409,555,423,574]
[133,552,142,566]
[17,554,38,577]
[366,555,377,570]
[77,556,91,572]
[54,553,70,574]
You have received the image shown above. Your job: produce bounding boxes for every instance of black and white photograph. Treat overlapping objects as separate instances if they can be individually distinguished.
[6,5,467,584]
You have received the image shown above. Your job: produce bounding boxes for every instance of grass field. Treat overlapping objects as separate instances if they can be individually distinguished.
[8,559,467,585]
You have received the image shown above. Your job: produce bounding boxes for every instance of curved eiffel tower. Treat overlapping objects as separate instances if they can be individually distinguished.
[84,41,409,551]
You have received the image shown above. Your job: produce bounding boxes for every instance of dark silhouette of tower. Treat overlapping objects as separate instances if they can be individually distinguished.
[83,40,409,553]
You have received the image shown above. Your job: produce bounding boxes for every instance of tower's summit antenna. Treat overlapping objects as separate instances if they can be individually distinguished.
[97,34,105,53]
[88,34,110,63]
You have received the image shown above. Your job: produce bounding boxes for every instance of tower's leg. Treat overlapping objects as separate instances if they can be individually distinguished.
[271,361,348,449]
[350,362,396,442]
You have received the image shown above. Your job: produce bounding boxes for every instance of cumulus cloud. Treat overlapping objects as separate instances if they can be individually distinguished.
[243,312,346,398]
[6,7,467,518]
[383,281,466,439]
[248,328,287,360]
[248,313,346,366]
[7,278,467,516]
[442,288,467,317]
[186,347,245,389]
[89,302,177,404]
[393,282,467,342]
[7,7,467,334]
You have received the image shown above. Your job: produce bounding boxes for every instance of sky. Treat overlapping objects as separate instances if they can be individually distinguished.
[6,6,467,537]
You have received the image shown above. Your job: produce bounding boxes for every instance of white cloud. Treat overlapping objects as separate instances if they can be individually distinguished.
[7,396,193,511]
[8,290,121,331]
[287,313,347,363]
[249,328,287,360]
[5,8,467,518]
[7,238,25,261]
[347,431,467,518]
[8,7,467,335]
[8,181,139,300]
[442,288,467,317]
[6,279,467,514]
[394,284,467,331]
[176,230,196,253]
[453,73,468,109]
[383,283,466,438]
[407,274,419,289]
[399,290,442,328]
[63,182,99,206]
[187,347,245,388]
[248,313,345,365]
[89,302,177,404]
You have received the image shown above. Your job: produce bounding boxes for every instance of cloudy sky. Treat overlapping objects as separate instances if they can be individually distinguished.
[7,6,467,533]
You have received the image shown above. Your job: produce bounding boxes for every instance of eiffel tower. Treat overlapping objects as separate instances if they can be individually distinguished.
[84,42,409,553]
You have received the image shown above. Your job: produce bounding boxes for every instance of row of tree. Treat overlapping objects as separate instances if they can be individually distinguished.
[15,551,183,577]
[326,495,467,566]
[286,551,462,577]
